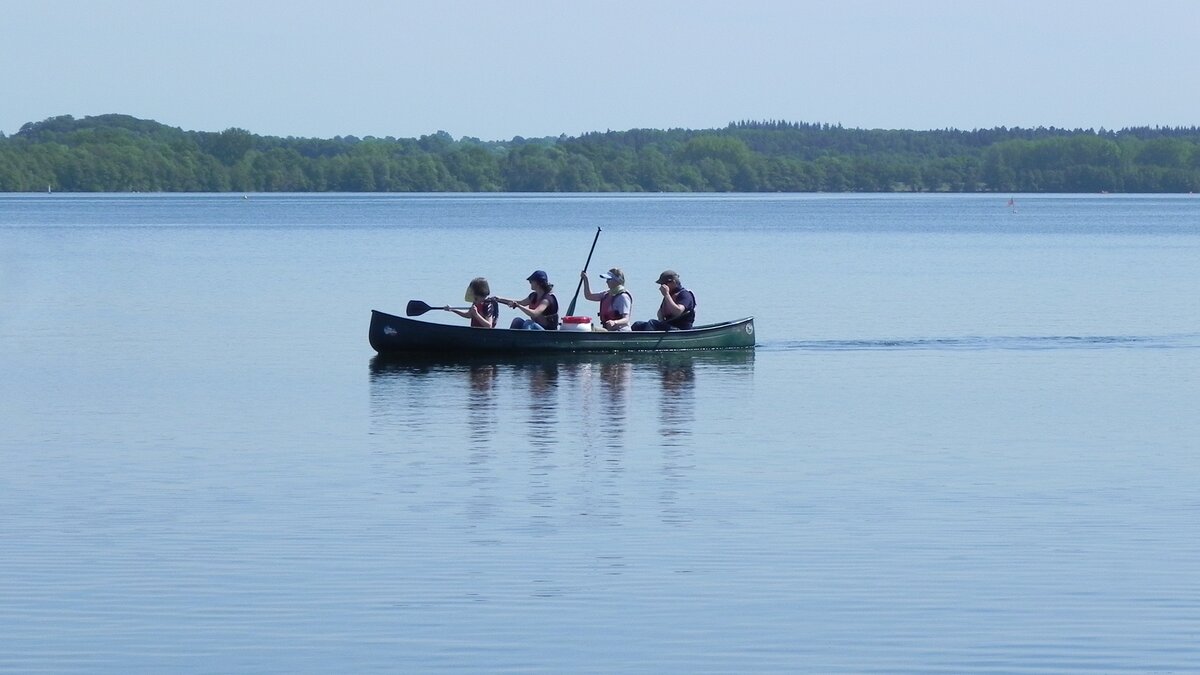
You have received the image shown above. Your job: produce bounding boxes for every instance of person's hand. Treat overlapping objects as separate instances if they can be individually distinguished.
[659,284,670,296]
[442,305,450,311]
[580,270,587,280]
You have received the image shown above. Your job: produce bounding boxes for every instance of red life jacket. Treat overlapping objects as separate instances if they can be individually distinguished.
[471,299,498,328]
[599,290,632,323]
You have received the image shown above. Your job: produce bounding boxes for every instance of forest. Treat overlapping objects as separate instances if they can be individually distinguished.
[2,114,1199,193]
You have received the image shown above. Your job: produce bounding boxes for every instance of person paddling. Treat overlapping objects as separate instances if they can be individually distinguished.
[496,270,560,330]
[443,277,498,328]
[632,269,696,331]
[580,267,632,331]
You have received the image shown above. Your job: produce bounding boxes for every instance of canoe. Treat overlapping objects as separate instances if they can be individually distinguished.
[369,346,756,373]
[369,310,755,355]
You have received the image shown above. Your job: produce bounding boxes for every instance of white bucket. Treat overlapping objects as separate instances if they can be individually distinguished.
[561,316,592,332]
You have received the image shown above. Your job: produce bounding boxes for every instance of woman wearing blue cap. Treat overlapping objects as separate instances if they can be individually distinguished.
[495,270,560,330]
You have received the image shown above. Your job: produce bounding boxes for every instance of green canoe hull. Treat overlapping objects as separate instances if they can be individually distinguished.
[369,310,755,355]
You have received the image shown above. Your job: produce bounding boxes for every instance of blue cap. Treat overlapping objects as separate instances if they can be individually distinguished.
[527,270,549,284]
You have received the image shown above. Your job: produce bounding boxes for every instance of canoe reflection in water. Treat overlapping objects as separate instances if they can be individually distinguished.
[512,361,560,448]
[368,350,754,448]
[658,356,696,445]
[369,350,754,530]
[466,364,498,445]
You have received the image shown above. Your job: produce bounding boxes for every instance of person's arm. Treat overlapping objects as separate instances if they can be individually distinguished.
[445,305,491,327]
[493,294,528,310]
[581,271,604,302]
[602,316,630,330]
[520,297,550,318]
[468,304,495,328]
[657,284,685,319]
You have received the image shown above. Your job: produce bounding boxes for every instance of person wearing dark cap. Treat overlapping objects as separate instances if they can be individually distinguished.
[632,269,696,331]
[580,267,633,331]
[495,270,560,330]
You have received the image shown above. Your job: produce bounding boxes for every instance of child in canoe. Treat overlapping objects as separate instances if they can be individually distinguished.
[444,277,499,328]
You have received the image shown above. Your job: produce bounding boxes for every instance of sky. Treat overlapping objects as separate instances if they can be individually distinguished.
[3,0,1199,141]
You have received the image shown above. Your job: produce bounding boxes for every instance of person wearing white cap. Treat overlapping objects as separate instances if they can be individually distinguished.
[580,267,633,331]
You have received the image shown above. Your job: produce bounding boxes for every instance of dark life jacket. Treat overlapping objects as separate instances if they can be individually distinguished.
[526,291,559,330]
[665,288,696,329]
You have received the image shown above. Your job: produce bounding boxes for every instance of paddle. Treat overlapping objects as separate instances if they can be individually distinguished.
[406,299,468,317]
[564,226,602,317]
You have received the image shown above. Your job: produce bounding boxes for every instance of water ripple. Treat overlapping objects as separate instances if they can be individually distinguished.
[763,333,1200,352]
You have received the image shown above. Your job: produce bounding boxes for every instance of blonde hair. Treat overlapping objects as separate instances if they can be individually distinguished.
[466,277,490,300]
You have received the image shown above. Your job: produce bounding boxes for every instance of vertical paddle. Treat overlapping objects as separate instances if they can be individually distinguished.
[564,226,601,317]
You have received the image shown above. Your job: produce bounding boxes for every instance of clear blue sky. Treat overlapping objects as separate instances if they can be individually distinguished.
[4,0,1198,140]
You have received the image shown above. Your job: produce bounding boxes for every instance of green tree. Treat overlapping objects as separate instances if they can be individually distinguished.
[202,128,255,166]
[502,145,561,191]
[5,113,1200,193]
[635,147,674,191]
[445,146,502,191]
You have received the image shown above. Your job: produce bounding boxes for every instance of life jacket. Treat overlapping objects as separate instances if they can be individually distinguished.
[526,291,559,330]
[665,288,696,329]
[599,290,632,323]
[471,299,498,328]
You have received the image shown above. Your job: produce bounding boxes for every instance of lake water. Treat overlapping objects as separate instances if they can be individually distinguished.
[2,193,1199,672]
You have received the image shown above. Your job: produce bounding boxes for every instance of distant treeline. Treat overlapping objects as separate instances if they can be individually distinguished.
[2,114,1200,193]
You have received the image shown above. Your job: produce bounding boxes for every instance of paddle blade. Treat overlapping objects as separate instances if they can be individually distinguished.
[406,300,434,317]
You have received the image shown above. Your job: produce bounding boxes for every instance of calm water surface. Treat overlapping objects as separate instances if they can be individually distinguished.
[2,193,1199,672]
